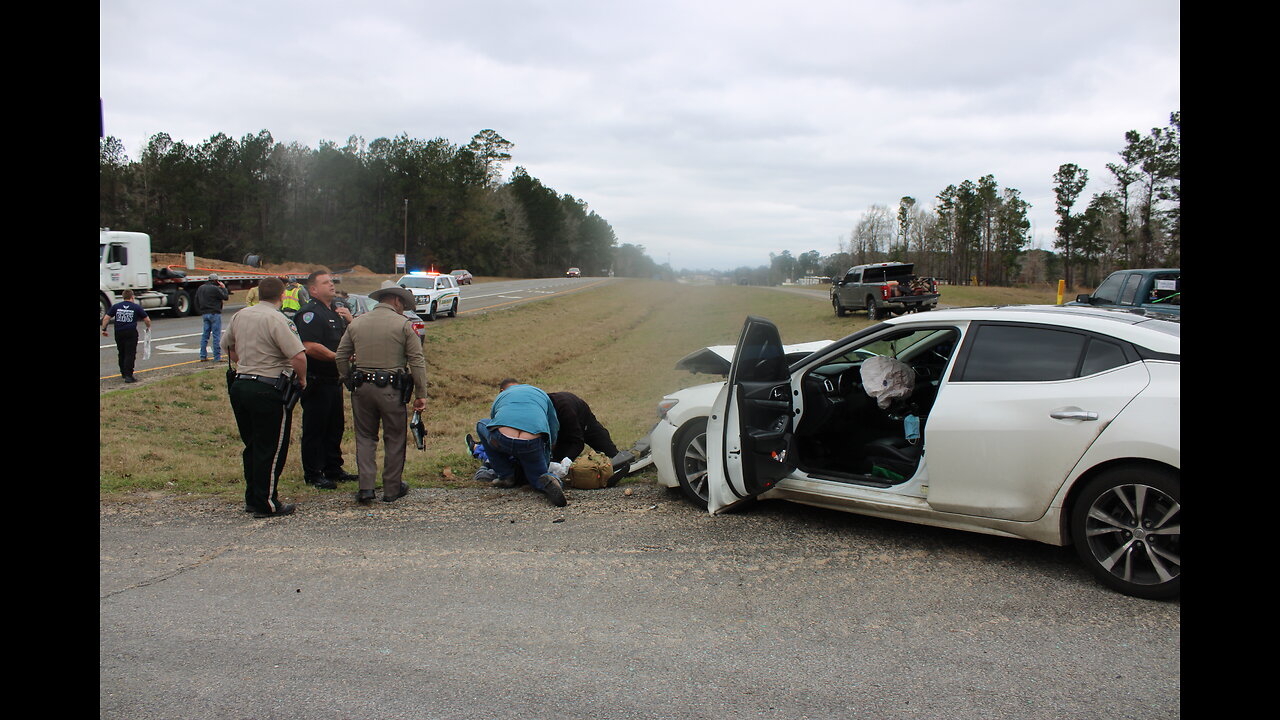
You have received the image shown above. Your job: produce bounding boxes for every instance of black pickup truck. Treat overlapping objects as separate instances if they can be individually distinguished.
[831,262,940,320]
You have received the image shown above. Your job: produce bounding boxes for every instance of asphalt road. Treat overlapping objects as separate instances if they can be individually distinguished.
[100,276,614,383]
[100,484,1180,719]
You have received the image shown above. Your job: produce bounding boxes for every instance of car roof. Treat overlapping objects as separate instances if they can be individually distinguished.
[884,305,1179,352]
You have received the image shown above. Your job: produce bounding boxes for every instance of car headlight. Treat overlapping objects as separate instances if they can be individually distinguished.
[657,398,679,419]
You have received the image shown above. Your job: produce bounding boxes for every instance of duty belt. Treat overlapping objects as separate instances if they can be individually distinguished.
[352,369,406,388]
[234,373,283,387]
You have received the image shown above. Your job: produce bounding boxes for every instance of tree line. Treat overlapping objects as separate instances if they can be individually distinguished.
[100,128,655,278]
[706,111,1180,290]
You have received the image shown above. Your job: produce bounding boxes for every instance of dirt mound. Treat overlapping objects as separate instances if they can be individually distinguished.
[150,254,377,276]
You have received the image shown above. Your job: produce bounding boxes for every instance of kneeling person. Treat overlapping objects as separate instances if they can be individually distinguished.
[476,380,566,507]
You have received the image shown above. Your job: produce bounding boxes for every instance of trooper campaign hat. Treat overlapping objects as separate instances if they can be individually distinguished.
[369,280,417,310]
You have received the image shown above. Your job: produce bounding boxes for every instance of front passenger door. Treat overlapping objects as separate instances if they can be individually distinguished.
[707,316,797,514]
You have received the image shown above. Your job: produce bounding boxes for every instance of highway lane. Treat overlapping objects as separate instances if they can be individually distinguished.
[100,276,614,383]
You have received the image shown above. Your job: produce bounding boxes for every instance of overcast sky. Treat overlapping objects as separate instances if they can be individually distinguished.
[100,0,1179,272]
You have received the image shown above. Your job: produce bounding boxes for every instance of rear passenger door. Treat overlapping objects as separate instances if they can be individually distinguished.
[923,322,1151,522]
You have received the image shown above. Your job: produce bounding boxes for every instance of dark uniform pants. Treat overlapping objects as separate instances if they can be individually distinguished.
[115,327,138,379]
[300,378,346,479]
[230,379,294,513]
[351,383,408,494]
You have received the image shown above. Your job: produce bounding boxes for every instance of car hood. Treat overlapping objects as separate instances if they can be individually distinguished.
[674,340,833,376]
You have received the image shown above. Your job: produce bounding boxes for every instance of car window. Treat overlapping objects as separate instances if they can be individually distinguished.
[1118,275,1143,305]
[1091,273,1127,304]
[1080,337,1129,376]
[956,325,1086,382]
[1149,273,1180,306]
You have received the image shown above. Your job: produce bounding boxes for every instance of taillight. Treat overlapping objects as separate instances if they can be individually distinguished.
[881,285,891,300]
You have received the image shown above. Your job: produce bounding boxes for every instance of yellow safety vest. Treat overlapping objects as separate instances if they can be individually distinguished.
[282,286,301,312]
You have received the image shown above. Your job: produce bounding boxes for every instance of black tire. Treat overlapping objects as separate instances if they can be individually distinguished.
[425,301,437,321]
[867,297,883,320]
[100,294,111,321]
[171,289,193,318]
[833,297,847,317]
[448,298,458,317]
[673,418,710,508]
[1070,466,1180,599]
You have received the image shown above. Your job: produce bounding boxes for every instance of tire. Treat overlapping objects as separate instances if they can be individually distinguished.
[673,418,710,508]
[833,297,847,317]
[1070,466,1180,599]
[425,301,437,321]
[100,294,111,321]
[867,297,883,320]
[448,298,458,317]
[171,289,193,318]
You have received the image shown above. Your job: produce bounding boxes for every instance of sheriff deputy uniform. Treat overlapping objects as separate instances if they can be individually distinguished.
[335,282,429,504]
[224,297,307,517]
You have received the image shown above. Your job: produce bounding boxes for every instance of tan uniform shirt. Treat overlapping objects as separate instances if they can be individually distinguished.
[335,303,429,400]
[224,303,306,376]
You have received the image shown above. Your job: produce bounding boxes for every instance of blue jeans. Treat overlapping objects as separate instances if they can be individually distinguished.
[201,313,222,360]
[476,421,552,491]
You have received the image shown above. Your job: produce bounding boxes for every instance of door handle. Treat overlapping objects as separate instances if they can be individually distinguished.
[1050,409,1098,421]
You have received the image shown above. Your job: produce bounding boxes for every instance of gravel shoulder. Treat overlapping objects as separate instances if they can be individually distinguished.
[101,484,1180,720]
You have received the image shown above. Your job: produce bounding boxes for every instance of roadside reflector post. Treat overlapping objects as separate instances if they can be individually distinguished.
[1056,279,1065,304]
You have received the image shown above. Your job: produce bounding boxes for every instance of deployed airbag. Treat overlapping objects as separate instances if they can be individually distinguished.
[860,356,915,409]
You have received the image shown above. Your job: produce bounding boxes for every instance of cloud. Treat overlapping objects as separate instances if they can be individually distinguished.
[100,0,1179,270]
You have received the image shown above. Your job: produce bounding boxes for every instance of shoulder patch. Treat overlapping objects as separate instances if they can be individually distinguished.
[301,312,314,324]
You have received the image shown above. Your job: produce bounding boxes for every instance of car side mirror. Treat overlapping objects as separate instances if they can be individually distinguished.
[1075,294,1092,304]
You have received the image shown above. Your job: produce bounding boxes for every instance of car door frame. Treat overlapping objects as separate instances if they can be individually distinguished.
[706,316,798,514]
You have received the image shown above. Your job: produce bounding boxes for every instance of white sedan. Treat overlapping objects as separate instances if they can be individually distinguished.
[646,306,1180,599]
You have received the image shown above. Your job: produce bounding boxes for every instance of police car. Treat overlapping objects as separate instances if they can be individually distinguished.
[394,272,461,321]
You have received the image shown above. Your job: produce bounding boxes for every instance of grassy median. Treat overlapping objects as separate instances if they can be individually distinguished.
[99,279,1058,502]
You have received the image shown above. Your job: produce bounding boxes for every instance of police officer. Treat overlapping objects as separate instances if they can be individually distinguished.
[336,281,429,504]
[224,276,308,518]
[295,270,358,489]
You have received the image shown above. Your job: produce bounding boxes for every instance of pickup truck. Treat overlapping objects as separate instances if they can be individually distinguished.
[831,262,939,320]
[1065,268,1180,318]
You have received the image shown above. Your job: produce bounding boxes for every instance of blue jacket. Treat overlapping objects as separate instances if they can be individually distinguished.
[483,384,559,446]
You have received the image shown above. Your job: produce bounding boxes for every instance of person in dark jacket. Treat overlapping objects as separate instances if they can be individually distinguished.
[101,289,152,383]
[195,273,230,361]
[546,391,630,468]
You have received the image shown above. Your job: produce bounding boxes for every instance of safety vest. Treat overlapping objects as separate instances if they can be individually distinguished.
[282,285,301,312]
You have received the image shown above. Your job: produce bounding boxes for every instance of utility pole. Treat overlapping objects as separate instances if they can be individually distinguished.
[403,199,408,257]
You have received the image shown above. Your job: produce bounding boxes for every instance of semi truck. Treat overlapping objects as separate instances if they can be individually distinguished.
[99,229,305,319]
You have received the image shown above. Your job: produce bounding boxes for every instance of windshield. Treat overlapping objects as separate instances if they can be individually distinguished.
[396,276,435,290]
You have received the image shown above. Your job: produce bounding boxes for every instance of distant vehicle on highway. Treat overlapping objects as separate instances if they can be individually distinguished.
[566,267,581,278]
[344,293,426,339]
[449,269,474,285]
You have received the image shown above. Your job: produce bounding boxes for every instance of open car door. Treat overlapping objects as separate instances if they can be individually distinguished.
[707,316,797,514]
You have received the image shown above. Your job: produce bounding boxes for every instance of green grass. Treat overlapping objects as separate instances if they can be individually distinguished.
[99,279,1055,501]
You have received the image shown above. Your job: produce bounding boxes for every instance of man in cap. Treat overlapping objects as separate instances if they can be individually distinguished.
[336,280,429,504]
[196,272,230,361]
[223,276,307,518]
[295,270,358,489]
